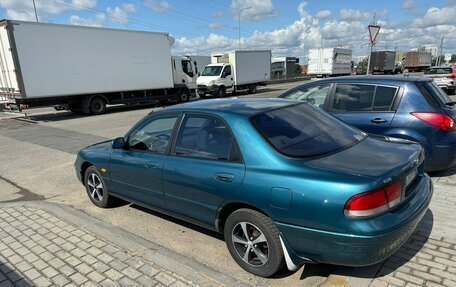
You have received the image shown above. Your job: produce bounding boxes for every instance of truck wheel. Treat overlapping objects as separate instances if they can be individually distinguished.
[90,97,107,115]
[248,84,257,94]
[178,89,190,103]
[216,87,226,98]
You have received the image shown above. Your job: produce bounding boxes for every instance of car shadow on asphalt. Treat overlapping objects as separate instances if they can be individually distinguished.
[291,209,434,281]
[428,165,456,177]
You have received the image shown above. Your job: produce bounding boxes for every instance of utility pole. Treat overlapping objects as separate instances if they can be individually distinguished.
[437,36,444,66]
[32,0,39,22]
[238,7,251,50]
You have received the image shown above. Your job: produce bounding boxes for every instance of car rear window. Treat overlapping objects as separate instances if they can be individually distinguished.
[424,68,452,75]
[419,81,452,106]
[251,103,366,158]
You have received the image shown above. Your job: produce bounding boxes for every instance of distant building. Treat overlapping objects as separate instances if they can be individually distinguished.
[271,57,299,79]
[421,46,439,58]
[355,56,368,64]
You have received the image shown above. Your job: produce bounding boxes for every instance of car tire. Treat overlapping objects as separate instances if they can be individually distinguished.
[84,166,115,208]
[89,97,107,115]
[216,86,226,98]
[224,208,284,277]
[178,89,191,102]
[248,84,257,94]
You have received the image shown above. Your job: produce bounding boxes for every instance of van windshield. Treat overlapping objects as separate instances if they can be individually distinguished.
[251,103,366,158]
[201,66,222,76]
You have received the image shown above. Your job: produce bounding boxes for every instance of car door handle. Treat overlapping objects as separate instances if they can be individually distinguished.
[371,118,387,124]
[145,162,159,169]
[215,173,234,183]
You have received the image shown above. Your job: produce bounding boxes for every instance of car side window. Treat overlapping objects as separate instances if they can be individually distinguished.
[373,86,397,111]
[332,84,375,112]
[174,115,240,161]
[128,116,178,153]
[284,84,330,108]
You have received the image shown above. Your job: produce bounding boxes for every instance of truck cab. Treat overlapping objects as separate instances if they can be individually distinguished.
[196,64,234,98]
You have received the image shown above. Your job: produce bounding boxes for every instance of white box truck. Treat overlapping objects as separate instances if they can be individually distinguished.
[308,48,352,77]
[196,50,271,98]
[0,20,198,114]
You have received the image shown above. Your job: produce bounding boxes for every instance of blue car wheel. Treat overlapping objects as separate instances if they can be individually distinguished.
[224,209,284,277]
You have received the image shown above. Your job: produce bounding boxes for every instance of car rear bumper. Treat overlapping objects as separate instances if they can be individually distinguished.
[434,80,455,91]
[276,174,433,267]
[427,144,456,171]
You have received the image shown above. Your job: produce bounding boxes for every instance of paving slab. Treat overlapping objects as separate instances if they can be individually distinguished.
[0,201,245,287]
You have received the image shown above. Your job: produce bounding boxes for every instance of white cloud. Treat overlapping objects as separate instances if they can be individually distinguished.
[106,4,136,25]
[413,5,456,27]
[69,13,106,27]
[144,0,171,13]
[314,10,331,20]
[71,0,97,9]
[208,22,224,29]
[231,0,276,21]
[6,9,36,21]
[402,0,416,10]
[340,8,388,21]
[297,2,308,18]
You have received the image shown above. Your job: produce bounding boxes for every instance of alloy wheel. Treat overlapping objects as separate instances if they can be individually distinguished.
[232,222,269,266]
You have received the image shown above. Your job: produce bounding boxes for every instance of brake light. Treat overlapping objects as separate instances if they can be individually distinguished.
[344,180,402,218]
[412,112,456,132]
[450,74,455,79]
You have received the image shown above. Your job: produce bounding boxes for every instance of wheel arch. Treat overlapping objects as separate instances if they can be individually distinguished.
[216,202,270,232]
[80,161,93,185]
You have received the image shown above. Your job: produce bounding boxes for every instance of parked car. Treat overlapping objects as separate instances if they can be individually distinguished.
[423,65,456,95]
[279,76,456,171]
[75,98,432,277]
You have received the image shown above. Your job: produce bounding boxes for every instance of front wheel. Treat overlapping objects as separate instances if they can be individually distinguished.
[178,89,191,102]
[89,97,107,115]
[84,166,116,208]
[224,209,284,277]
[216,86,226,98]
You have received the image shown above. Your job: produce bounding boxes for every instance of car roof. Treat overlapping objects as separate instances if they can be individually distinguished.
[305,75,431,85]
[150,98,298,116]
[428,66,454,69]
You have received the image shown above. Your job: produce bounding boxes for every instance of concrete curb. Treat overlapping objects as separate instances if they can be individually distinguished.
[1,201,247,287]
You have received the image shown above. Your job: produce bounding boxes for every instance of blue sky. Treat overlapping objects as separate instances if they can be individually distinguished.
[1,0,455,61]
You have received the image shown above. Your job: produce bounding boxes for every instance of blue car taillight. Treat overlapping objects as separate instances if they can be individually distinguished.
[344,180,402,218]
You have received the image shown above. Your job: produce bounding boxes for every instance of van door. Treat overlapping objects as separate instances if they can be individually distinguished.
[180,59,196,89]
[221,65,234,92]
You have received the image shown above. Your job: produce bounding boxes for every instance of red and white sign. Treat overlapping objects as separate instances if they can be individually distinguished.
[368,25,381,44]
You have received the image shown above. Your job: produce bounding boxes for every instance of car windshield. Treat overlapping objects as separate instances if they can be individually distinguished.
[251,103,366,158]
[424,68,452,75]
[201,66,222,76]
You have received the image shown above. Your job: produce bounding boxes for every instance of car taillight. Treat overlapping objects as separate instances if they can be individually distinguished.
[344,180,402,218]
[450,73,455,79]
[412,112,456,132]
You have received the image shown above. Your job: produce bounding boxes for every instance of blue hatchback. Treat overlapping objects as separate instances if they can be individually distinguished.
[280,76,456,171]
[75,98,432,277]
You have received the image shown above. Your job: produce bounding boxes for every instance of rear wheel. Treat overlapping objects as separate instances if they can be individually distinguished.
[248,84,257,94]
[216,86,226,98]
[224,208,284,277]
[89,97,107,115]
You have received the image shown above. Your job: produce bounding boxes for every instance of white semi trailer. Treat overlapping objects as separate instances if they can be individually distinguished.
[196,50,271,98]
[308,48,352,78]
[0,20,197,114]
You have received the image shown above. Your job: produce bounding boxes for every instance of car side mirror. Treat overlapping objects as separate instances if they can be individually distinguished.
[221,73,226,78]
[112,137,127,149]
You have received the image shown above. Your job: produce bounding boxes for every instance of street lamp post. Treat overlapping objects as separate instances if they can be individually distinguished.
[32,0,39,22]
[238,7,251,50]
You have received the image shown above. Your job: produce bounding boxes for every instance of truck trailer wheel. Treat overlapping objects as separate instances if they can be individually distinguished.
[248,84,257,94]
[90,97,107,115]
[216,87,226,98]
